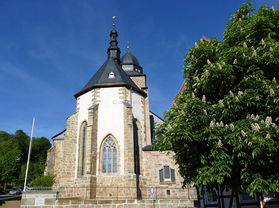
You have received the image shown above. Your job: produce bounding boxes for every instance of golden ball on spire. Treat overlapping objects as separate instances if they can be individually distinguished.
[112,16,116,28]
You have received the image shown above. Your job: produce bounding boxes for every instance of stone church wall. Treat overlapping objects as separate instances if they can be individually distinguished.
[131,91,145,143]
[59,113,78,180]
[141,150,197,200]
[21,191,196,208]
[95,174,138,199]
[45,138,64,187]
[130,75,146,89]
[45,146,55,176]
[96,87,126,174]
[77,89,94,137]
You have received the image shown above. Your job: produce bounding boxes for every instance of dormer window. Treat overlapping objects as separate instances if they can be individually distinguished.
[108,72,115,78]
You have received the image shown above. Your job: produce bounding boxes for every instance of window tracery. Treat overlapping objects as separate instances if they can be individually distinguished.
[102,137,117,173]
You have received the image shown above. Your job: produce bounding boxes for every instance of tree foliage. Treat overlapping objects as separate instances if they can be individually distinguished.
[32,175,55,187]
[0,130,51,193]
[156,2,279,196]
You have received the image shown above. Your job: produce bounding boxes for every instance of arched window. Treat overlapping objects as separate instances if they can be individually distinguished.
[102,137,117,173]
[78,121,87,177]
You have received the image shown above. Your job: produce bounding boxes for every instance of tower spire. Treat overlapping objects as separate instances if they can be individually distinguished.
[112,16,116,28]
[127,41,130,52]
[107,16,121,62]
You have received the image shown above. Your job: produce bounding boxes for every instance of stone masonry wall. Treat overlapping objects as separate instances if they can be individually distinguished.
[95,174,137,200]
[141,150,197,201]
[21,191,196,208]
[123,102,135,174]
[143,88,151,146]
[56,174,137,200]
[130,76,146,89]
[85,104,98,175]
[45,146,55,176]
[60,113,78,182]
[54,140,64,187]
[45,139,64,188]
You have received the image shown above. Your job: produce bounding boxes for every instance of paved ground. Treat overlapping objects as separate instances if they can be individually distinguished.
[0,200,20,208]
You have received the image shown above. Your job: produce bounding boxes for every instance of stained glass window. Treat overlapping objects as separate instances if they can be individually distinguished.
[102,148,106,173]
[108,148,112,173]
[113,147,117,172]
[102,137,117,173]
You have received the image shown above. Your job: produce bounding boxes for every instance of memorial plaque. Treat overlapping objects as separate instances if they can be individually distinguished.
[35,197,45,206]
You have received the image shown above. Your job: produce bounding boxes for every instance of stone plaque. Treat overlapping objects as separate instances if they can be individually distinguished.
[35,197,45,206]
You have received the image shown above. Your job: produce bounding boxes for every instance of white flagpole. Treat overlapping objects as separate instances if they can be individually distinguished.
[23,117,35,192]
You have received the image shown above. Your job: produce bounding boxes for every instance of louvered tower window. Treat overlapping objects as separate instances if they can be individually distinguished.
[159,165,175,183]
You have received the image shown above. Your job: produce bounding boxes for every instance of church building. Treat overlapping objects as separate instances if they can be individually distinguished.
[44,23,197,207]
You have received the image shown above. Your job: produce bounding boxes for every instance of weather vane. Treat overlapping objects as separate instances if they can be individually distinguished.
[112,16,116,28]
[127,41,130,52]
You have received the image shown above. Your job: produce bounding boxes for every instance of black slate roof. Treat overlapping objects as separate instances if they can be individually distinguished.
[75,57,144,98]
[83,57,139,89]
[121,52,140,66]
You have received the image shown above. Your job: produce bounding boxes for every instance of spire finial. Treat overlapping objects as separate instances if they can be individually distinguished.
[107,16,121,62]
[112,16,116,28]
[127,41,130,52]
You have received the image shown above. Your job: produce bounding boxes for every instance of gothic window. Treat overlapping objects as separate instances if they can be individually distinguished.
[78,121,87,177]
[102,137,117,173]
[159,165,175,183]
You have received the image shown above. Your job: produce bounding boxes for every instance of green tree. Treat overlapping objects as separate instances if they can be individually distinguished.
[31,137,51,163]
[0,130,51,192]
[0,131,11,143]
[0,140,21,191]
[13,130,29,163]
[17,136,51,186]
[18,163,46,185]
[32,175,55,187]
[156,2,279,207]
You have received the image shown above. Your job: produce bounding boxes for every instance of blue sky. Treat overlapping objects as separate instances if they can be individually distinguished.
[0,0,278,140]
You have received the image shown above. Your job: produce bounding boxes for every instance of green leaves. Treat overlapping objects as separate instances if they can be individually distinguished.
[0,140,21,186]
[0,130,51,192]
[156,2,279,196]
[32,175,55,187]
